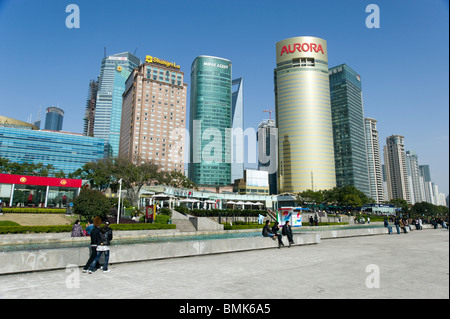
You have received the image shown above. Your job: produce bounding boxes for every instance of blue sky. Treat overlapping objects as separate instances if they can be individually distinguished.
[0,0,448,195]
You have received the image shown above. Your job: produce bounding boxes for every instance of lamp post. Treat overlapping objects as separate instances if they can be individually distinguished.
[117,178,122,224]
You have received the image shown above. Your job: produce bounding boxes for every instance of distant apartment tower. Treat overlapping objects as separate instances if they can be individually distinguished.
[406,150,425,204]
[364,118,384,203]
[329,64,369,197]
[94,52,141,158]
[258,119,278,194]
[231,77,244,183]
[275,36,336,193]
[189,56,232,186]
[119,55,187,172]
[383,135,411,204]
[419,165,434,204]
[83,79,99,137]
[44,107,64,131]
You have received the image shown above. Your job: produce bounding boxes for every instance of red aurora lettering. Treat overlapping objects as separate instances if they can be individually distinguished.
[280,43,324,56]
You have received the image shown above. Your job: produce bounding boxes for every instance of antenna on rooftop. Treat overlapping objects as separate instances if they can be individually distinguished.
[134,47,138,55]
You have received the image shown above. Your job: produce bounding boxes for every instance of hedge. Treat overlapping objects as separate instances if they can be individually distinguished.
[0,223,176,234]
[1,207,66,214]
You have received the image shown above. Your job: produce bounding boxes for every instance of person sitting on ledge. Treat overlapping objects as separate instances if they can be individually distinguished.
[262,220,281,245]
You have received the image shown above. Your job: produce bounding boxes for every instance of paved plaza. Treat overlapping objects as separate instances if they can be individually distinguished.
[0,229,448,299]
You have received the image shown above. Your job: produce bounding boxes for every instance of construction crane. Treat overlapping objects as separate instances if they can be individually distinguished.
[263,109,274,120]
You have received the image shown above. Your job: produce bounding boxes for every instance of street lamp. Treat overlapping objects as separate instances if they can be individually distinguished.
[117,178,122,224]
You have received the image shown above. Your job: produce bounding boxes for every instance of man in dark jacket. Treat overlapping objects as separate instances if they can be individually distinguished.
[82,216,102,273]
[282,220,294,247]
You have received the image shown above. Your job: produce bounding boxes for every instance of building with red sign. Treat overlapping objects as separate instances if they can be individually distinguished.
[0,173,82,208]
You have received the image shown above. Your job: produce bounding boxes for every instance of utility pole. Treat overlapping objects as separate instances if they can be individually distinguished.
[116,178,122,224]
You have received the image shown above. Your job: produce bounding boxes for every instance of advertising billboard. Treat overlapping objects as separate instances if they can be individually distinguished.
[277,207,304,227]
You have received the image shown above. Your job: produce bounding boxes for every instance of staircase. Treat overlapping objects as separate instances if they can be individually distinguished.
[266,209,277,221]
[170,208,197,232]
[172,219,197,232]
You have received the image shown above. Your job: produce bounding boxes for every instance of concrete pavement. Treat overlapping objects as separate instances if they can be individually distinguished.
[0,229,448,299]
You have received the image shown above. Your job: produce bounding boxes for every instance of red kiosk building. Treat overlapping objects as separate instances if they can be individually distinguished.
[0,173,82,208]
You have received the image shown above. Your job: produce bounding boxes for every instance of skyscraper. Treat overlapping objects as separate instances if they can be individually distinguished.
[44,106,64,131]
[231,77,244,183]
[383,135,411,203]
[258,118,277,195]
[189,56,232,186]
[83,79,98,137]
[364,118,384,203]
[94,52,141,158]
[119,55,187,172]
[406,150,425,204]
[419,165,434,204]
[274,36,336,193]
[329,64,369,197]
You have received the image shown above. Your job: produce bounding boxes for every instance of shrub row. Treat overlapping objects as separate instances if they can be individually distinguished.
[0,225,73,234]
[0,223,176,234]
[1,207,66,214]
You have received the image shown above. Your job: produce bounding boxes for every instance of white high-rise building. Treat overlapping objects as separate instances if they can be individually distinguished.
[383,135,411,204]
[406,150,425,204]
[364,118,384,203]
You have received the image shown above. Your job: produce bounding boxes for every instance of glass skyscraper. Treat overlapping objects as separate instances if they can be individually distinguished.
[231,77,244,184]
[275,36,336,193]
[0,126,104,176]
[44,107,64,131]
[329,64,370,197]
[189,56,232,186]
[94,52,140,158]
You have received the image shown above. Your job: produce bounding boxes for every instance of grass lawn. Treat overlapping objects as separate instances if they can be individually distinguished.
[0,213,76,226]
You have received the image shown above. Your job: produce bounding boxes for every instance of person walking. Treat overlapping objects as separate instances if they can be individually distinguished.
[71,220,85,237]
[271,221,284,248]
[88,221,113,273]
[282,220,294,246]
[82,216,102,273]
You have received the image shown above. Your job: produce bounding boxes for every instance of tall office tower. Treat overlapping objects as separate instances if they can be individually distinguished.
[94,52,141,158]
[406,150,425,204]
[258,119,278,194]
[383,135,411,204]
[275,36,336,193]
[44,106,64,131]
[83,79,99,137]
[119,55,187,172]
[329,64,370,197]
[364,118,384,203]
[189,56,232,186]
[419,165,434,204]
[231,77,244,183]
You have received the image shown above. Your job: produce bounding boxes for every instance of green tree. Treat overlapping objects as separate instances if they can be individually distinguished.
[163,170,198,190]
[108,156,161,207]
[297,189,324,207]
[73,186,111,220]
